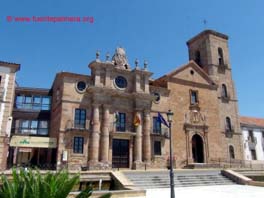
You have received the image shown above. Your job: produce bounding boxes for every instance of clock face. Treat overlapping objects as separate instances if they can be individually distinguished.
[114,76,127,89]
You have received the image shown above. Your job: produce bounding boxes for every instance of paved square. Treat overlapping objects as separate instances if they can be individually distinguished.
[146,185,264,198]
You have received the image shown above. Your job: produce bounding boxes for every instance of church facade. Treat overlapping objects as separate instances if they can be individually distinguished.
[49,30,243,170]
[3,30,245,170]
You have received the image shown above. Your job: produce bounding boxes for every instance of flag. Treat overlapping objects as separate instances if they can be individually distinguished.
[133,114,140,127]
[114,112,119,123]
[158,112,169,128]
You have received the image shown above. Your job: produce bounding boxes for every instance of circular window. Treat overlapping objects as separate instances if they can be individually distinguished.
[153,92,160,103]
[76,81,87,93]
[114,76,127,89]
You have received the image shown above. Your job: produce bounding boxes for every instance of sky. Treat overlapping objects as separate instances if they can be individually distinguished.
[0,0,263,118]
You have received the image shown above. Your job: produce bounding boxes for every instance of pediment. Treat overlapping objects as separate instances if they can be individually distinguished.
[167,61,215,86]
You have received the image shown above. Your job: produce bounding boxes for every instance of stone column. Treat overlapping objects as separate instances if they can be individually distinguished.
[100,105,110,163]
[134,111,142,163]
[143,110,151,163]
[0,136,9,170]
[89,104,100,163]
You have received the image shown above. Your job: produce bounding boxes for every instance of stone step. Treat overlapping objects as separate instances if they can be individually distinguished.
[127,176,231,181]
[134,182,233,189]
[128,179,233,184]
[127,175,229,179]
[123,170,236,189]
[129,179,234,183]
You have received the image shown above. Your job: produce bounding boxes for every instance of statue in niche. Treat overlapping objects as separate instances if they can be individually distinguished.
[112,47,130,69]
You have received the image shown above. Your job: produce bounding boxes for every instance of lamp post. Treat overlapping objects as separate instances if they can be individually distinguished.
[167,109,175,198]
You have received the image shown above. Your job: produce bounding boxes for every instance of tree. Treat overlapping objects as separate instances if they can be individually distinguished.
[0,169,111,198]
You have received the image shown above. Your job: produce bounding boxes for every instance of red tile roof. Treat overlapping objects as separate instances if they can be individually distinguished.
[0,61,20,65]
[240,116,264,128]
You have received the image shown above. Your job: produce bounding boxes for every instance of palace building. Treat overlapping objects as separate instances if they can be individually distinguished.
[0,29,254,170]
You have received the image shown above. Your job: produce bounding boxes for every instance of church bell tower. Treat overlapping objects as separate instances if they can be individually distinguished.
[186,30,244,161]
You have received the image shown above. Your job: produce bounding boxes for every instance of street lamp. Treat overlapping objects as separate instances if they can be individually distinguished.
[167,109,175,198]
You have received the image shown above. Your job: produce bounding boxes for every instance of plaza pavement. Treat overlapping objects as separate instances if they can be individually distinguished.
[146,185,264,198]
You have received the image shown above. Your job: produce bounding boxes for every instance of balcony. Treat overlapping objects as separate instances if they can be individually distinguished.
[225,125,234,138]
[151,128,169,138]
[65,120,91,132]
[217,63,228,73]
[220,93,230,103]
[11,127,49,136]
[247,136,257,150]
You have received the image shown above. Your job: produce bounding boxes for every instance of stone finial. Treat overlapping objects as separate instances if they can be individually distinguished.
[96,50,100,62]
[106,52,110,62]
[144,60,148,71]
[135,58,139,69]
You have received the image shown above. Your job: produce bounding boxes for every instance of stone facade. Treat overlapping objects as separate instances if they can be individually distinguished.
[48,30,244,170]
[2,29,248,170]
[186,30,243,162]
[0,61,20,170]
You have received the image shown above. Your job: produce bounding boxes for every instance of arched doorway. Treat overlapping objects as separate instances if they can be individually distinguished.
[192,134,204,163]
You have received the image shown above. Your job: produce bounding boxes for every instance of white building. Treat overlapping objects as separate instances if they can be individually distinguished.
[241,116,264,162]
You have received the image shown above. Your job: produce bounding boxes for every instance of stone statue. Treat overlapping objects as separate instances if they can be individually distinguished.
[112,47,130,69]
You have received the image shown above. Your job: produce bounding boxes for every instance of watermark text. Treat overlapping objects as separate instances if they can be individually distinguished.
[6,16,94,23]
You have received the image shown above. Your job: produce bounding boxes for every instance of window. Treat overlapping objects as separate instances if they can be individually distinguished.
[190,90,198,105]
[250,149,257,160]
[30,120,38,134]
[15,96,24,109]
[20,120,30,134]
[116,112,126,132]
[229,145,235,159]
[18,120,49,135]
[225,117,232,131]
[153,92,161,103]
[25,96,32,109]
[20,120,38,134]
[76,81,87,92]
[74,109,86,129]
[218,47,224,65]
[42,96,51,110]
[114,76,127,89]
[221,84,228,98]
[195,51,201,67]
[154,141,161,155]
[73,137,84,154]
[32,96,41,110]
[153,117,161,134]
[38,121,49,135]
[15,95,51,110]
[248,130,254,142]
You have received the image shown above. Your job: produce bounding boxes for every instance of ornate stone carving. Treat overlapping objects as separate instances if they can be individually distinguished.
[184,110,206,125]
[184,110,208,132]
[112,47,130,69]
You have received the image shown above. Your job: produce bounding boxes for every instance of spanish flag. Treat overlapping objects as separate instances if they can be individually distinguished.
[134,114,140,126]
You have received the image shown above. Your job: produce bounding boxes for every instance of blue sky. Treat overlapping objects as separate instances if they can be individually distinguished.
[0,0,263,117]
